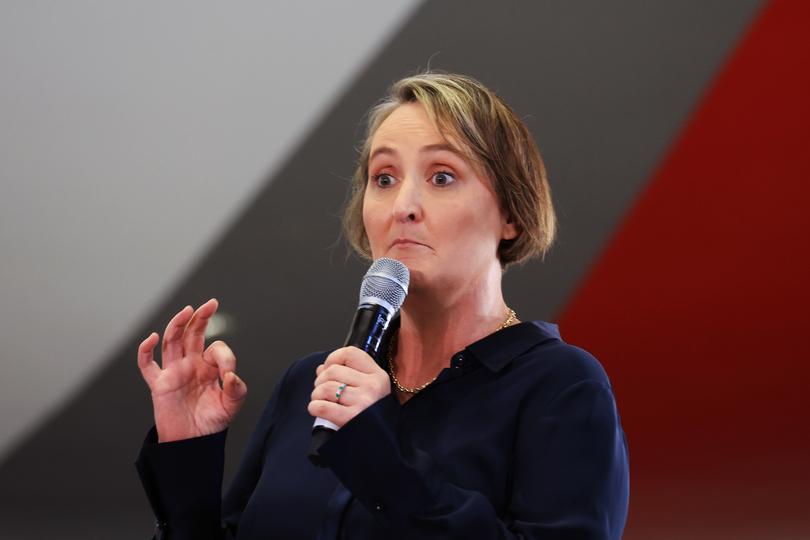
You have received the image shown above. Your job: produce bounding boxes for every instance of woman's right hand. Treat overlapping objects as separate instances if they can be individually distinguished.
[137,299,248,443]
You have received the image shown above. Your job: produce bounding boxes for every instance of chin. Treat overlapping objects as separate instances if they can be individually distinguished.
[380,256,424,286]
[374,251,435,291]
[382,250,425,270]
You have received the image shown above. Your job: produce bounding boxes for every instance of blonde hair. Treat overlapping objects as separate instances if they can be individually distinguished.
[343,72,556,268]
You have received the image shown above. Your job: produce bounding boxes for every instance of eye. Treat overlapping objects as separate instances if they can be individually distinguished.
[431,171,456,186]
[372,173,396,188]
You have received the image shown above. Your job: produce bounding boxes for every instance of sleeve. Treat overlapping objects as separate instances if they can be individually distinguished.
[134,362,296,540]
[317,380,629,540]
[134,427,229,540]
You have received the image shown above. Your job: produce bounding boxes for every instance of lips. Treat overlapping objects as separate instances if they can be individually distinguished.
[390,238,429,249]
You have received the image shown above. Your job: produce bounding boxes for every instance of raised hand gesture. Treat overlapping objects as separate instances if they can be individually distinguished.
[137,299,247,443]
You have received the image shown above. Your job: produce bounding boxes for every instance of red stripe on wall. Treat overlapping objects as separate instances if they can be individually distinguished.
[557,0,810,536]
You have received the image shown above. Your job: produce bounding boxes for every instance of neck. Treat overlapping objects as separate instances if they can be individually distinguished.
[392,261,511,390]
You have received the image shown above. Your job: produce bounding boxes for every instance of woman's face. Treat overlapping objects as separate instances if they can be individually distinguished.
[362,102,516,293]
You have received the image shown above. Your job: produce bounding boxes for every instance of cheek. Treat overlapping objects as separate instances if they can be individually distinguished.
[447,201,502,254]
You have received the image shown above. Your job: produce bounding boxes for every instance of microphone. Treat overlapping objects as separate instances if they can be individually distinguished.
[308,257,409,466]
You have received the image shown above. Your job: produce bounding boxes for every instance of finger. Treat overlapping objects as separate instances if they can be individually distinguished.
[313,364,366,388]
[324,346,378,374]
[203,340,236,381]
[137,332,161,387]
[311,381,355,404]
[161,305,193,366]
[182,298,219,357]
[307,400,352,428]
[221,371,247,417]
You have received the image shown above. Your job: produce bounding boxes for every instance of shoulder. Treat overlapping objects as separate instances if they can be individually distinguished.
[529,340,610,385]
[507,330,625,441]
[509,322,614,395]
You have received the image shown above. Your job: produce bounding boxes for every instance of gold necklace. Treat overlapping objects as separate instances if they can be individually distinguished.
[388,307,518,394]
[499,308,517,330]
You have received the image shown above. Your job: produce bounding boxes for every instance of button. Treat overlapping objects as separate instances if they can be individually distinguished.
[154,521,168,539]
[373,500,385,512]
[452,354,464,369]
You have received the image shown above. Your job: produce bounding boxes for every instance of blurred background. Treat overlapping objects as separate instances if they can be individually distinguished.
[1,1,807,538]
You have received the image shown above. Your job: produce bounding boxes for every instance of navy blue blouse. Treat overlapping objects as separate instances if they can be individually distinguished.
[135,320,629,539]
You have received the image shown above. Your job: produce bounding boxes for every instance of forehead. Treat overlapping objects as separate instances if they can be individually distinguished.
[370,102,450,150]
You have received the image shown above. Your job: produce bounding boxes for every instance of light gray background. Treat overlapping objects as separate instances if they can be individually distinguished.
[0,0,421,462]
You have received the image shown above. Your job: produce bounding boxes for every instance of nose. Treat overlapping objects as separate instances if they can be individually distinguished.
[392,176,422,223]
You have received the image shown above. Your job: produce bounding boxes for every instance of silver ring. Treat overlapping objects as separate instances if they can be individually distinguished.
[335,383,347,402]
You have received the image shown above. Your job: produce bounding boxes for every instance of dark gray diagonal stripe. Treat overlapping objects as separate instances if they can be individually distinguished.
[0,0,761,537]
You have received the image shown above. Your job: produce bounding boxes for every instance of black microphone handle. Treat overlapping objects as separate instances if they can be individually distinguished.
[342,304,391,360]
[308,304,392,467]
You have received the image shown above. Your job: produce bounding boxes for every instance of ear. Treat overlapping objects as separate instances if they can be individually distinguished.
[501,217,518,241]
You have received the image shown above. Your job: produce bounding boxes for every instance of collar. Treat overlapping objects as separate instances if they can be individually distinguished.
[465,320,561,372]
[378,317,561,373]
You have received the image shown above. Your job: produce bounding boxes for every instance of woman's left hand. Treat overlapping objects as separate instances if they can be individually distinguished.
[308,346,391,428]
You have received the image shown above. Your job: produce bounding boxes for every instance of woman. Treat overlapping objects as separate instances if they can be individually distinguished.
[135,72,629,539]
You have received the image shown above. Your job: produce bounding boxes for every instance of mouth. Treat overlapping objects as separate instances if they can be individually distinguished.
[389,238,430,250]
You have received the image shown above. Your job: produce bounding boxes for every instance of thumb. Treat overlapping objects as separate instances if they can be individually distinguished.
[222,371,248,413]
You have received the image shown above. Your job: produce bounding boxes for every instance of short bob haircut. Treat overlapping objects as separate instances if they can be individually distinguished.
[342,72,556,268]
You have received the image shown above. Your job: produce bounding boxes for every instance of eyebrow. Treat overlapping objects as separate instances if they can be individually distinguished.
[369,143,465,162]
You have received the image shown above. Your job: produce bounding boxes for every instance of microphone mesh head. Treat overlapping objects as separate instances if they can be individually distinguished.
[359,258,410,313]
